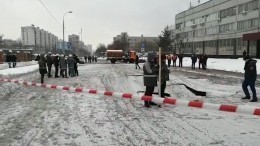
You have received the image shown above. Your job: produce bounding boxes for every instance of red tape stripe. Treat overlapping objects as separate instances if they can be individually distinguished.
[51,85,57,89]
[188,101,203,108]
[253,109,260,115]
[104,91,113,96]
[163,98,177,105]
[141,95,152,101]
[89,89,97,94]
[75,88,83,92]
[122,93,132,98]
[219,105,237,112]
[63,86,70,90]
[31,83,36,86]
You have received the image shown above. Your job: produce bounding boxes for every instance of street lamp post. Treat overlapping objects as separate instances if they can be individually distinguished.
[63,11,73,54]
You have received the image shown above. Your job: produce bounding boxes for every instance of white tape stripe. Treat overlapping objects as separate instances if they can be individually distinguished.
[112,92,124,98]
[96,90,105,95]
[131,94,141,100]
[152,97,164,105]
[175,100,189,107]
[203,102,220,111]
[36,83,42,87]
[81,89,90,93]
[236,106,255,115]
[56,86,64,90]
[46,84,52,88]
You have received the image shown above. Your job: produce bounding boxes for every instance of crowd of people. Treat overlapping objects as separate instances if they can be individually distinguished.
[36,52,80,84]
[6,50,17,68]
[165,53,208,70]
[84,55,97,63]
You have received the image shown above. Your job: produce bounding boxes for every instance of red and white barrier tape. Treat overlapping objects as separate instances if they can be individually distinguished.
[1,78,260,116]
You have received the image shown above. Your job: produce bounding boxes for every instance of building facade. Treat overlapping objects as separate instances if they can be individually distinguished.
[172,0,260,57]
[113,32,158,52]
[68,34,80,53]
[21,25,58,54]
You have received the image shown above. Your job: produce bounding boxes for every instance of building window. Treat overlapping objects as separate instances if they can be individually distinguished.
[237,18,259,30]
[219,23,235,33]
[238,0,259,14]
[220,7,236,18]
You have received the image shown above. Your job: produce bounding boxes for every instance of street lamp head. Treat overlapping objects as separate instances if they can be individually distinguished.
[68,11,73,13]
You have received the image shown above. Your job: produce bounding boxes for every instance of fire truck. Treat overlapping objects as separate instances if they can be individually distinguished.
[106,50,137,64]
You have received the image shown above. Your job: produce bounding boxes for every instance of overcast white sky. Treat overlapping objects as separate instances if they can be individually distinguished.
[0,0,209,50]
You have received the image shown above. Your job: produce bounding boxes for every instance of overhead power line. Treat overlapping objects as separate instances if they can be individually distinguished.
[38,0,60,25]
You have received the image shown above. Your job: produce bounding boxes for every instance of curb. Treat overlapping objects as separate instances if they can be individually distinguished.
[1,78,260,116]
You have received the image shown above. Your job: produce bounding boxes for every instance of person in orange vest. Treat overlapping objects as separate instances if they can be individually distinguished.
[172,54,177,67]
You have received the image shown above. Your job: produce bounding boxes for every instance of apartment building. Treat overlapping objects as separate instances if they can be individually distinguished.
[21,25,58,53]
[172,0,260,57]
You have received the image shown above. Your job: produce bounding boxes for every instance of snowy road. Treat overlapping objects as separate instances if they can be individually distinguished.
[0,61,260,146]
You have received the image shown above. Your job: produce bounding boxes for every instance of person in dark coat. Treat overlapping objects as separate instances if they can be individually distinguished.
[12,54,17,68]
[242,56,258,102]
[167,54,171,67]
[143,52,158,108]
[88,56,92,63]
[191,54,197,70]
[243,50,247,59]
[60,55,68,78]
[84,55,87,63]
[198,54,202,69]
[38,54,47,84]
[53,54,60,78]
[178,53,183,67]
[172,54,177,67]
[68,54,75,77]
[73,54,80,76]
[46,52,53,77]
[157,54,170,98]
[135,55,140,69]
[6,52,12,68]
[35,54,40,61]
[202,54,208,70]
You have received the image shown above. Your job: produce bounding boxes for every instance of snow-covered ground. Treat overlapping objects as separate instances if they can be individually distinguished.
[0,59,260,145]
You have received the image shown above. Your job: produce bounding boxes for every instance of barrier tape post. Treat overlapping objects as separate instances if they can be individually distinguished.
[1,78,260,116]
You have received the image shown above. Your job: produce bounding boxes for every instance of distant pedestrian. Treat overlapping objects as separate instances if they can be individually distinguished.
[135,55,141,69]
[242,56,258,102]
[198,54,203,69]
[60,54,68,78]
[35,54,40,61]
[12,54,17,68]
[202,54,208,70]
[84,55,87,63]
[73,54,80,76]
[191,54,197,70]
[38,54,47,84]
[167,54,171,67]
[178,53,183,67]
[53,54,60,78]
[68,54,75,77]
[6,51,12,68]
[172,54,177,67]
[88,56,92,63]
[243,50,247,59]
[46,52,53,77]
